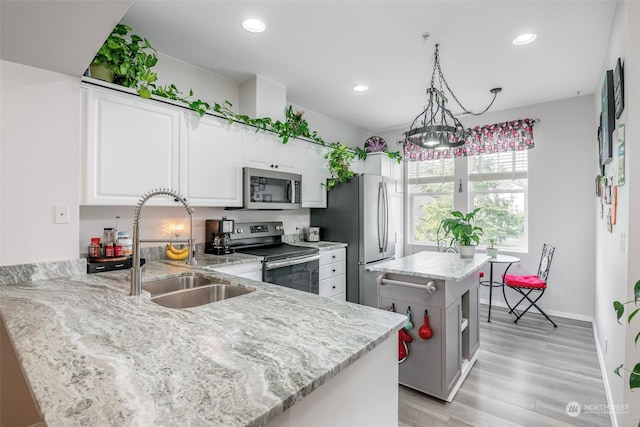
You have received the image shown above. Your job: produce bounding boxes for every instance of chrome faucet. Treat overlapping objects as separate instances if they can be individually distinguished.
[131,188,197,296]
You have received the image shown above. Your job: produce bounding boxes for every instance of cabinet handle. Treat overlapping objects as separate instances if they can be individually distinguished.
[332,255,336,259]
[275,165,279,168]
[332,285,336,289]
[332,269,336,272]
[270,164,274,168]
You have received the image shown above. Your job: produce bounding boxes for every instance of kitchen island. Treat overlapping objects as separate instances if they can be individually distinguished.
[0,258,405,426]
[368,251,490,402]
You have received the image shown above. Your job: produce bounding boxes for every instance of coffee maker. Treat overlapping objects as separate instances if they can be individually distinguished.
[205,219,235,255]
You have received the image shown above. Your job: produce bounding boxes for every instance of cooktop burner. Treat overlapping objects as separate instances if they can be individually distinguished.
[235,243,318,261]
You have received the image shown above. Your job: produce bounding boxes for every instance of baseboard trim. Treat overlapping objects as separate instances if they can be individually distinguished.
[592,321,619,427]
[479,298,593,322]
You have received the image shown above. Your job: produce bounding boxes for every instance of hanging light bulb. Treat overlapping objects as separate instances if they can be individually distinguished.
[403,36,501,150]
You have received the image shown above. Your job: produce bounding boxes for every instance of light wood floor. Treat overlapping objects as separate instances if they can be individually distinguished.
[398,305,611,427]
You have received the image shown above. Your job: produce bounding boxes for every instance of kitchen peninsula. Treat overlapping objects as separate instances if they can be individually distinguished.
[0,259,405,427]
[367,251,490,401]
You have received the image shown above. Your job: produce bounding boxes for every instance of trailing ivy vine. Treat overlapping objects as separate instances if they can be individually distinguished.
[91,24,402,189]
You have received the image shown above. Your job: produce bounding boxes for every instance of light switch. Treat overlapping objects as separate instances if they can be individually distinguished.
[55,205,69,224]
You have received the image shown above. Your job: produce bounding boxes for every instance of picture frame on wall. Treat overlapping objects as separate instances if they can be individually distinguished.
[614,58,624,119]
[600,70,615,167]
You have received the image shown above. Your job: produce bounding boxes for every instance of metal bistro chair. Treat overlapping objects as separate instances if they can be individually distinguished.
[436,223,458,253]
[502,244,557,327]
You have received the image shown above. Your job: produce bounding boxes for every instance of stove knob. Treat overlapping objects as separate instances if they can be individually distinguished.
[236,227,243,234]
[275,225,283,231]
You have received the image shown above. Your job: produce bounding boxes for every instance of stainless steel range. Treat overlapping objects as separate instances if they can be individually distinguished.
[230,221,320,294]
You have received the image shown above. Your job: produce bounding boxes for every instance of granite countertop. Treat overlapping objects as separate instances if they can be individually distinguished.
[161,252,264,270]
[0,260,404,426]
[367,251,491,281]
[290,241,348,251]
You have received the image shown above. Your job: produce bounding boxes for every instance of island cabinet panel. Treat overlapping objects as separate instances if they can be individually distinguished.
[242,129,299,174]
[298,141,329,208]
[179,112,243,207]
[376,270,480,402]
[379,296,444,397]
[444,300,462,394]
[84,89,180,205]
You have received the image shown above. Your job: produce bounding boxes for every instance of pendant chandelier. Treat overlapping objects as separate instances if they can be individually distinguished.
[404,37,502,150]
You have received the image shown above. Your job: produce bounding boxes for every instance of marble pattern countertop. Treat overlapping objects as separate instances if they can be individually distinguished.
[161,252,264,270]
[290,241,348,251]
[0,260,405,426]
[368,251,491,282]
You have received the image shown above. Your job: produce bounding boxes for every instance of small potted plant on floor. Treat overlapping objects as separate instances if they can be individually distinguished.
[439,208,484,258]
[486,239,498,258]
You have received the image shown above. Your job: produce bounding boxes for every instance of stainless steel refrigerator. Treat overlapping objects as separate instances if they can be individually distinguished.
[310,174,396,306]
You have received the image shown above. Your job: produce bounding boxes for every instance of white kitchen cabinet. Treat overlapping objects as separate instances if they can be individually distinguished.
[209,262,263,281]
[180,113,243,207]
[364,152,404,192]
[84,89,180,205]
[319,248,346,301]
[298,141,329,208]
[243,129,299,173]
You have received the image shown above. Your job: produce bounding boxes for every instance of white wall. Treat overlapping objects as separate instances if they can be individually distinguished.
[289,102,369,149]
[0,60,81,265]
[593,2,640,425]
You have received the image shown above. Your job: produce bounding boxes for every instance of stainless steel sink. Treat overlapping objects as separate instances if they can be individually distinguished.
[151,283,254,308]
[142,273,213,296]
[143,273,254,308]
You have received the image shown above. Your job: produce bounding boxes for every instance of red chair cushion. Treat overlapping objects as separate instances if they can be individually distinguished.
[504,274,547,289]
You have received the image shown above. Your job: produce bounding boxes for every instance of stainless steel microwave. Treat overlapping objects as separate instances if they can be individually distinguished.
[243,168,302,209]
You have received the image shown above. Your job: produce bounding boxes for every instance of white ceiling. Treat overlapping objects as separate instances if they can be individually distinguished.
[1,1,617,134]
[121,1,617,133]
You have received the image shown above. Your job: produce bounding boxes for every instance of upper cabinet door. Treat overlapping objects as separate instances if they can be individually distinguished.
[364,152,404,193]
[242,129,299,173]
[180,113,243,207]
[84,89,180,205]
[299,141,328,208]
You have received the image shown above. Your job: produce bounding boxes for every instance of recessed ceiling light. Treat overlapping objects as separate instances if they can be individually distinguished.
[512,33,537,46]
[242,18,266,33]
[353,84,369,92]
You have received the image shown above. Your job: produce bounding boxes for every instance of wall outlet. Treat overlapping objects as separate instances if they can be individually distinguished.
[54,205,69,224]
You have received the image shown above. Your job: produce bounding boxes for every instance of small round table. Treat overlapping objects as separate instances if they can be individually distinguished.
[480,254,520,322]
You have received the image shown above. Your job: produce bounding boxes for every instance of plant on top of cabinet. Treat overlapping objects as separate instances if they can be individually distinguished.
[90,24,158,97]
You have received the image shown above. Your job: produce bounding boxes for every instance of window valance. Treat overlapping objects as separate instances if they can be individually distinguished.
[403,118,536,161]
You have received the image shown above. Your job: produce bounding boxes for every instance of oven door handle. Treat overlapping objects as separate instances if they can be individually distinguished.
[264,254,321,270]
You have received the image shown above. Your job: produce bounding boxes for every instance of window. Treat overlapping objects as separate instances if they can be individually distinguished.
[406,151,528,250]
[407,158,455,243]
[469,151,528,249]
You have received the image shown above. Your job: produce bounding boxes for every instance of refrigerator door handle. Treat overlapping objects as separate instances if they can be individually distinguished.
[377,182,384,252]
[382,181,389,252]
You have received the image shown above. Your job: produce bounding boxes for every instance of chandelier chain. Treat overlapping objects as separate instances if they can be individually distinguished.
[432,44,499,116]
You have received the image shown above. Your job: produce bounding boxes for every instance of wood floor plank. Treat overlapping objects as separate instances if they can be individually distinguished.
[398,305,610,427]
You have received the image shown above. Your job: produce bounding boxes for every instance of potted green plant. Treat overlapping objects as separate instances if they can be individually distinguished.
[89,23,158,98]
[439,208,484,258]
[613,280,640,393]
[486,239,498,258]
